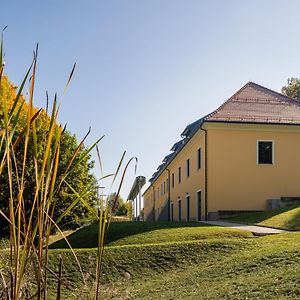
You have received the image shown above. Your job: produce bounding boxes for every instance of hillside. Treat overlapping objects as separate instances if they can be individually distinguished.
[49,221,251,249]
[45,222,300,299]
[224,205,300,230]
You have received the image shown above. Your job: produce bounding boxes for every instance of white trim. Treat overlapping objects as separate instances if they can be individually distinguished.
[196,189,202,221]
[256,140,275,165]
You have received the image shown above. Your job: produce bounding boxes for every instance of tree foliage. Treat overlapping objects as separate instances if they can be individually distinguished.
[0,75,97,233]
[281,77,300,101]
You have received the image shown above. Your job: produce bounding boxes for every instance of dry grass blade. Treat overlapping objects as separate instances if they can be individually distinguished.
[46,212,86,285]
[63,63,76,96]
[56,256,63,300]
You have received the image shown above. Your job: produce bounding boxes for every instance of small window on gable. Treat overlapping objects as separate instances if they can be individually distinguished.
[258,141,273,164]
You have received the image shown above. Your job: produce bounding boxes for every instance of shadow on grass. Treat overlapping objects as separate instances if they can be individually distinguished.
[49,221,210,249]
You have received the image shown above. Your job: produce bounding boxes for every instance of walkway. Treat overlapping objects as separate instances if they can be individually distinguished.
[201,220,288,235]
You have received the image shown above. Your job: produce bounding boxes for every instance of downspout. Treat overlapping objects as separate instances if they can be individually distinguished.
[166,168,171,221]
[151,185,155,221]
[200,126,208,220]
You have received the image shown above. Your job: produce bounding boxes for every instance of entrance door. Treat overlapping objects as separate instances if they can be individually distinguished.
[197,191,202,221]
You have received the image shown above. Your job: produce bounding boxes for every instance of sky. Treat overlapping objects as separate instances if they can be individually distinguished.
[1,0,300,199]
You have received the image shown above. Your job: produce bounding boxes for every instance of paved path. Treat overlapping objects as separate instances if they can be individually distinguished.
[201,220,288,235]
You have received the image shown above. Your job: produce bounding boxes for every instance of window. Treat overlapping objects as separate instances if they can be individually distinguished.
[197,148,201,169]
[170,203,174,221]
[166,179,169,192]
[178,199,182,221]
[186,195,190,221]
[258,141,273,164]
[163,181,166,194]
[161,184,163,195]
[157,188,159,199]
[186,159,190,177]
[172,173,175,188]
[178,167,181,183]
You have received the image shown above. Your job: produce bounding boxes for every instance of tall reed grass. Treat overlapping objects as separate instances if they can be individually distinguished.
[0,31,136,299]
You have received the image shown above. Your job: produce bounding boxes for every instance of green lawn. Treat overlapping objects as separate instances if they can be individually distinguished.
[224,205,300,230]
[2,221,299,299]
[50,221,251,249]
[46,221,300,299]
[47,230,300,299]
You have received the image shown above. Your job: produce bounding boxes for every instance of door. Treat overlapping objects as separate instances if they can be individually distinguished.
[197,191,202,221]
[186,195,190,221]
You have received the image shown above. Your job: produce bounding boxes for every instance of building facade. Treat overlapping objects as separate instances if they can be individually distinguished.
[143,82,300,221]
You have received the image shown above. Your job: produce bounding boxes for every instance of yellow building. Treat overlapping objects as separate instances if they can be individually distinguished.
[143,82,300,221]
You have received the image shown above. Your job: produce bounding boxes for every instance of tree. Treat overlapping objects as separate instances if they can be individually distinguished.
[0,75,97,233]
[281,78,300,101]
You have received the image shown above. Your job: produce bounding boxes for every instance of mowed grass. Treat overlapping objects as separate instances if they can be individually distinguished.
[46,229,300,300]
[49,221,251,249]
[224,205,300,230]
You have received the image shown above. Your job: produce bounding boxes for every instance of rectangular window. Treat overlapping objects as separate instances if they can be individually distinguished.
[258,141,273,164]
[178,199,182,221]
[172,173,175,188]
[163,181,166,194]
[197,148,201,169]
[178,167,181,183]
[161,184,163,195]
[166,179,169,191]
[186,195,190,221]
[157,188,159,199]
[186,159,190,177]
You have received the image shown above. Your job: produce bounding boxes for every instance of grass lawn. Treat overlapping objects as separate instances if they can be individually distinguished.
[49,221,251,249]
[46,221,300,299]
[224,205,300,230]
[2,221,299,299]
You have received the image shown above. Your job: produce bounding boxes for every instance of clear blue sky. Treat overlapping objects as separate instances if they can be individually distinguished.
[2,0,300,198]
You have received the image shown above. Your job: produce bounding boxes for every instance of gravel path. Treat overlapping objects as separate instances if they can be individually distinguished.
[201,220,288,235]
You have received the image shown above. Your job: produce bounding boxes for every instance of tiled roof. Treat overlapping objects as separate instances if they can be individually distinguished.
[146,82,300,188]
[205,82,300,124]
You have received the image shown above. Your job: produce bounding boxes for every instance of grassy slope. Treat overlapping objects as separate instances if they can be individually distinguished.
[224,205,300,230]
[47,232,300,300]
[50,221,251,249]
[46,221,300,299]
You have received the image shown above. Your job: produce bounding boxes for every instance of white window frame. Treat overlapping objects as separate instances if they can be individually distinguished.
[257,140,274,165]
